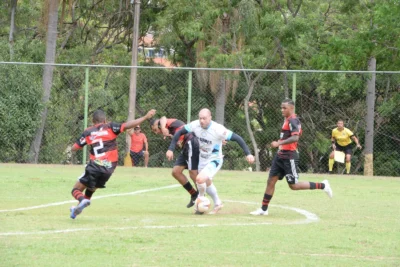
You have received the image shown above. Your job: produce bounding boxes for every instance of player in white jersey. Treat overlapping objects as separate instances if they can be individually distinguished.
[166,108,255,214]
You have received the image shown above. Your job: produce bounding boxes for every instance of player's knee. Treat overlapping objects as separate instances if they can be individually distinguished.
[171,168,179,178]
[196,175,207,184]
[288,183,298,190]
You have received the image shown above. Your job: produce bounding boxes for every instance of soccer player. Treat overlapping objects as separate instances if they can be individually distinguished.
[127,125,149,167]
[166,108,255,214]
[250,99,332,216]
[150,116,199,208]
[69,109,156,219]
[328,120,362,174]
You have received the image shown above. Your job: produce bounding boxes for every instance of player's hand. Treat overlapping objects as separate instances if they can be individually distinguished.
[146,109,156,119]
[161,128,171,137]
[166,150,174,161]
[356,144,362,150]
[246,154,255,164]
[271,141,279,148]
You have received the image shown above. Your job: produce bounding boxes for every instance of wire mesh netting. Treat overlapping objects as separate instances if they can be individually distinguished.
[0,63,399,176]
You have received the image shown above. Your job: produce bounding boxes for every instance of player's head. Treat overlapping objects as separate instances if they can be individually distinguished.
[92,110,106,124]
[134,125,141,134]
[149,118,161,134]
[281,99,295,118]
[337,120,344,130]
[199,108,212,129]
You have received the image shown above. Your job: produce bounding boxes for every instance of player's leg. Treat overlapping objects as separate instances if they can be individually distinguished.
[129,151,136,167]
[328,150,335,173]
[70,165,95,219]
[345,146,352,174]
[285,156,333,198]
[196,159,223,214]
[173,154,198,208]
[250,154,282,215]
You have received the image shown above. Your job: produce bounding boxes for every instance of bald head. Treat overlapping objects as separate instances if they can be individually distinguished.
[199,108,212,129]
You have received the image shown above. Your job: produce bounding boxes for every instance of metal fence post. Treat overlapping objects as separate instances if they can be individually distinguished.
[187,70,192,123]
[82,67,89,165]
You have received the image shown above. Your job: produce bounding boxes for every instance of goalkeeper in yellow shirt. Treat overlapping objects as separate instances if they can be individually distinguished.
[329,120,362,174]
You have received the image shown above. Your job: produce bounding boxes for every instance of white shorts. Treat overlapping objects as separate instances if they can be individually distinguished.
[198,158,223,180]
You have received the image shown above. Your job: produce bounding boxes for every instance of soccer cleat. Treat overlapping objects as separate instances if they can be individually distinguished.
[194,210,205,215]
[70,199,91,219]
[208,203,224,215]
[187,194,198,208]
[322,179,333,198]
[250,208,269,216]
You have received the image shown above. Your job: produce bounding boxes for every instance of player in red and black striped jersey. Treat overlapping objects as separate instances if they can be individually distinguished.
[151,116,199,208]
[250,99,333,216]
[69,109,156,219]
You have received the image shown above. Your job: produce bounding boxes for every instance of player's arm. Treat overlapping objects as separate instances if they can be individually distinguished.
[229,133,255,164]
[331,131,336,150]
[144,136,149,153]
[351,135,362,149]
[166,127,189,160]
[277,135,299,146]
[124,109,156,130]
[71,133,87,152]
[159,116,171,136]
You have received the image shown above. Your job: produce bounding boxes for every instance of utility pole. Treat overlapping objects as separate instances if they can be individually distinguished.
[124,0,141,166]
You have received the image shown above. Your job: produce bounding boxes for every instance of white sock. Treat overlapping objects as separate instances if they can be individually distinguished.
[196,182,206,197]
[206,183,221,206]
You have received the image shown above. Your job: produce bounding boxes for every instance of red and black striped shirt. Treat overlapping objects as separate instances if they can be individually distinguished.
[73,122,126,168]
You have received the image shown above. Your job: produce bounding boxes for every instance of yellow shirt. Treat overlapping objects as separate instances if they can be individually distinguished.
[332,127,354,146]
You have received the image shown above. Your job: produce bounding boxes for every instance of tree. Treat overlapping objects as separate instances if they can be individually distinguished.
[29,0,60,163]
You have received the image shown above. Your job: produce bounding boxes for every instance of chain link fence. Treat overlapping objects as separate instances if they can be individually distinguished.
[1,63,399,176]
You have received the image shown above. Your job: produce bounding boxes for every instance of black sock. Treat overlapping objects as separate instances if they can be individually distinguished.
[84,189,94,199]
[261,194,273,211]
[183,182,198,197]
[309,182,325,190]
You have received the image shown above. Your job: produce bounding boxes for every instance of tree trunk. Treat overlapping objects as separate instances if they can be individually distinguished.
[215,13,229,124]
[215,78,226,124]
[9,0,18,60]
[28,0,59,163]
[364,57,376,176]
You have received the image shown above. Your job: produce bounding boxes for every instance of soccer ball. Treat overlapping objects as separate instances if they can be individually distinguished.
[195,196,211,213]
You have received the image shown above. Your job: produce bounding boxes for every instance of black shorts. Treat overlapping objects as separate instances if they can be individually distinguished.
[335,143,352,155]
[130,150,144,166]
[269,152,299,184]
[174,134,199,171]
[78,160,115,189]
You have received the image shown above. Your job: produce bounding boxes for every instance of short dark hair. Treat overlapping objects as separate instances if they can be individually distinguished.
[149,118,157,126]
[92,110,106,124]
[282,98,295,106]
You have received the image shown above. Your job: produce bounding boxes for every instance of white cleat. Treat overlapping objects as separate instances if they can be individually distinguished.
[208,203,224,215]
[250,208,269,216]
[322,179,333,198]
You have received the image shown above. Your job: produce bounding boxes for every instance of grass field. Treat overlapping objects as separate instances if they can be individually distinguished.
[0,164,399,267]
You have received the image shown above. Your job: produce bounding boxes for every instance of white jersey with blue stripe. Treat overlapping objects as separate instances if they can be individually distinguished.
[184,120,233,169]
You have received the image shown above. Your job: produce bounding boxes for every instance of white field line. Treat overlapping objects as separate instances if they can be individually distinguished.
[0,185,319,236]
[0,184,180,213]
